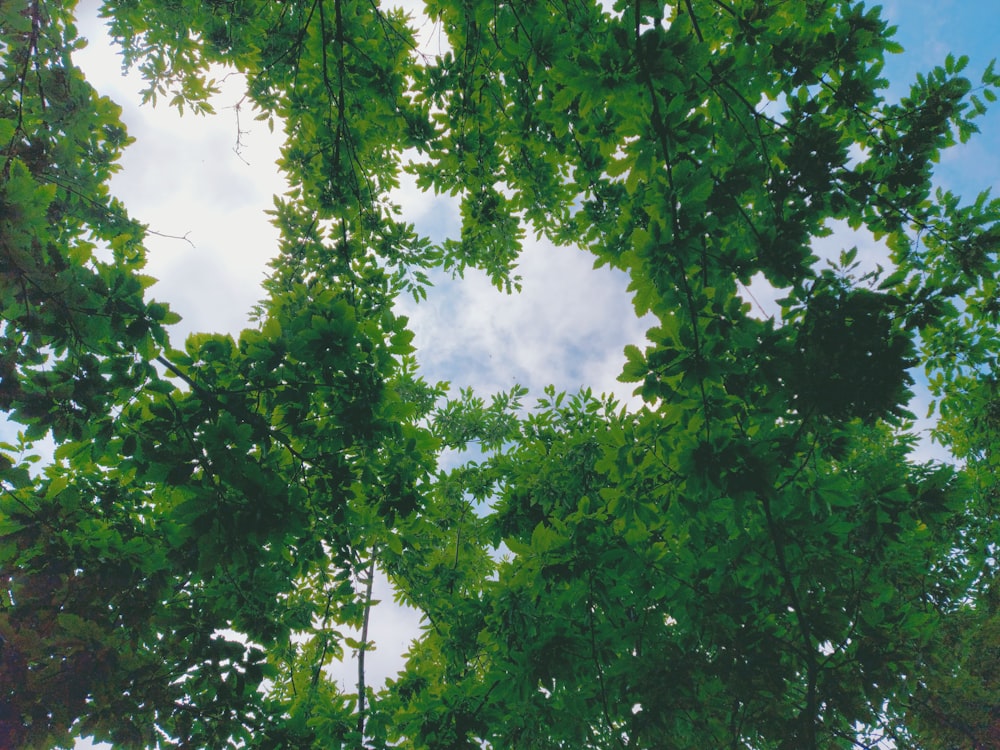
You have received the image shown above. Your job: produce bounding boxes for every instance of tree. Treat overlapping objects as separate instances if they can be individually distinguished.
[2,0,999,747]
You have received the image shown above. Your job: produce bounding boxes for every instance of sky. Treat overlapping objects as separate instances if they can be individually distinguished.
[40,0,1000,746]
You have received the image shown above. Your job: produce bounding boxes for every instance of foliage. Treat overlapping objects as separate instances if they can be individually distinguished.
[2,0,999,748]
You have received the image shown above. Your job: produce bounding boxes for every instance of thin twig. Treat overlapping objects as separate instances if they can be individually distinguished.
[147,229,196,248]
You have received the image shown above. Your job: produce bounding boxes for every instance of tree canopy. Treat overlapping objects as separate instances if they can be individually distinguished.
[2,0,1000,748]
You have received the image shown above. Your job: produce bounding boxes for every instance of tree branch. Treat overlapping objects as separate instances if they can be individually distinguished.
[356,553,377,740]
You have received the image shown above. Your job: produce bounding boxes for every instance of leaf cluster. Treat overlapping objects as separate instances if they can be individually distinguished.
[2,1,1000,748]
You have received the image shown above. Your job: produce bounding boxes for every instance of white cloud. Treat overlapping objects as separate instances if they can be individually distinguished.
[74,4,286,343]
[397,237,650,402]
